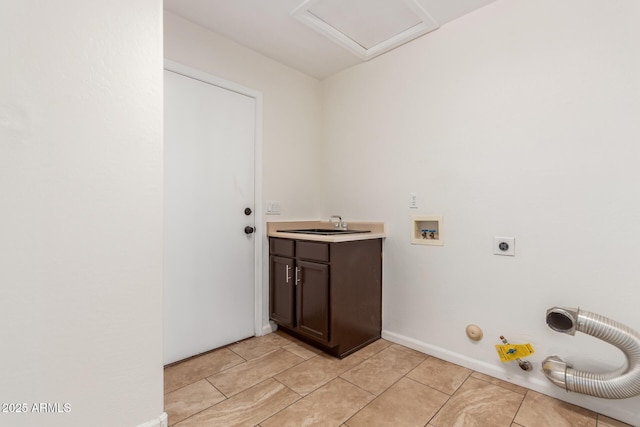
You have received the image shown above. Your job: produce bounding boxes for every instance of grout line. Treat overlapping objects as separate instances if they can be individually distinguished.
[336,374,379,398]
[280,344,319,363]
[163,354,248,395]
[254,379,303,427]
[168,387,228,427]
[426,387,456,426]
[425,373,475,426]
[204,377,229,399]
[272,377,304,399]
[340,372,410,425]
[511,389,530,426]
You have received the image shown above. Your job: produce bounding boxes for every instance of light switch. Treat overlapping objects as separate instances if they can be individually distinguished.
[266,201,281,215]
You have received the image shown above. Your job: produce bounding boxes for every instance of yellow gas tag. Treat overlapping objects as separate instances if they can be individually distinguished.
[495,343,534,362]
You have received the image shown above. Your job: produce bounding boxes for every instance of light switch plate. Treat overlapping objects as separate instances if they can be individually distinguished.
[265,200,281,215]
[494,237,515,256]
[409,193,418,208]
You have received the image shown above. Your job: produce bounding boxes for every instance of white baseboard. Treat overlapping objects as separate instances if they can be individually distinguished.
[261,321,277,336]
[137,412,167,427]
[382,330,639,427]
[382,329,535,385]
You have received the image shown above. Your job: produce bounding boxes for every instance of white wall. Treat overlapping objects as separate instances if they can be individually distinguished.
[322,0,640,424]
[164,11,324,331]
[164,12,324,221]
[0,2,164,427]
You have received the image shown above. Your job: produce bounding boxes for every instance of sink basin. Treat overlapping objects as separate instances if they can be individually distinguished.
[278,228,371,235]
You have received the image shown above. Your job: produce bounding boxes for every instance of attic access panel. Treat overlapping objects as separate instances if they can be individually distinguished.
[291,0,439,60]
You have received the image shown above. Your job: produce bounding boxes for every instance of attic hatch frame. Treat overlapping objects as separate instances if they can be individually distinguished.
[291,0,440,61]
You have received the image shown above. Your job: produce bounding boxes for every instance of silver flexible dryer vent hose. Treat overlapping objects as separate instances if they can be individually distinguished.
[542,307,640,399]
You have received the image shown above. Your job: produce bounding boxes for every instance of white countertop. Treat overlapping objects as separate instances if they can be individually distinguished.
[267,221,385,243]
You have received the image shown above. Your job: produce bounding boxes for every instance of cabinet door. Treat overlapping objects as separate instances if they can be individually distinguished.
[269,256,295,328]
[296,260,330,342]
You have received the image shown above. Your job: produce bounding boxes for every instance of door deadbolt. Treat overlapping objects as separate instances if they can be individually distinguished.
[244,208,252,216]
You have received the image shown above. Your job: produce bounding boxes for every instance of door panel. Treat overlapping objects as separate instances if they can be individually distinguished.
[163,69,256,364]
[297,260,330,342]
[269,256,295,328]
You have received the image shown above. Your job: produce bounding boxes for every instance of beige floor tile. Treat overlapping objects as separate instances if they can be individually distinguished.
[470,372,528,395]
[228,332,292,360]
[208,348,304,397]
[261,378,375,427]
[164,348,245,394]
[283,340,323,360]
[390,343,428,358]
[407,356,472,395]
[340,345,425,395]
[353,338,393,358]
[514,391,597,427]
[597,415,633,427]
[273,329,298,342]
[164,335,621,427]
[275,351,366,396]
[431,376,524,427]
[164,379,226,425]
[175,378,300,427]
[345,377,449,427]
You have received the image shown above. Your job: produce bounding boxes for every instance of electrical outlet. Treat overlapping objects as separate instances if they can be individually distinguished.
[494,237,515,256]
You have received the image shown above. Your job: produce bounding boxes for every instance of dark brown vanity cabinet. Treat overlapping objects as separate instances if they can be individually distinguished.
[269,237,382,358]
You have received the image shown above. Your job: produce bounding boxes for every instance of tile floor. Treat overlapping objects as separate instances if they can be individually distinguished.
[164,331,632,427]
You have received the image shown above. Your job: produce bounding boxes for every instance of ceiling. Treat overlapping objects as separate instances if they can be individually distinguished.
[164,0,496,80]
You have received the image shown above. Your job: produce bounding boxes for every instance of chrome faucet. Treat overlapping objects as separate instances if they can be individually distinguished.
[329,215,347,230]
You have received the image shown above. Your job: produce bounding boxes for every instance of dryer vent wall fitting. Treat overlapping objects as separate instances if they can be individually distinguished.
[542,306,640,399]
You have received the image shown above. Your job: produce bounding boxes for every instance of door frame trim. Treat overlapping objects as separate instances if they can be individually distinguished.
[164,59,264,338]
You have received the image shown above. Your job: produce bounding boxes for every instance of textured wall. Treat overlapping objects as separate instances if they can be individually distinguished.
[321,0,640,424]
[0,2,164,426]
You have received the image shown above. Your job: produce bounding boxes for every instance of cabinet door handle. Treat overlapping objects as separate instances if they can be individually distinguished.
[285,265,291,283]
[295,267,301,286]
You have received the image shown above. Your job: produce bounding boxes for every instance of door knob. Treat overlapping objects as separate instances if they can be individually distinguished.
[244,226,255,234]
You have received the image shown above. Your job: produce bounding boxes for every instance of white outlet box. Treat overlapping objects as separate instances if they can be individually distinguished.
[494,237,515,256]
[411,215,443,246]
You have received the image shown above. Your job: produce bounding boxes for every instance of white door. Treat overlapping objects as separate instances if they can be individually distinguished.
[163,68,256,365]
